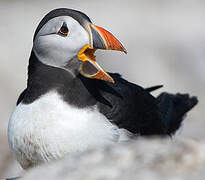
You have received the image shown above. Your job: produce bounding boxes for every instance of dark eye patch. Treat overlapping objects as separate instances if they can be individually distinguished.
[58,22,69,36]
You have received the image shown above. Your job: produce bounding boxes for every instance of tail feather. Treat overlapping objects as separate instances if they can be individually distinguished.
[146,85,163,92]
[157,92,198,135]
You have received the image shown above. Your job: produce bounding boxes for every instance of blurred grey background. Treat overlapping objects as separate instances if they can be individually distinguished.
[0,0,204,178]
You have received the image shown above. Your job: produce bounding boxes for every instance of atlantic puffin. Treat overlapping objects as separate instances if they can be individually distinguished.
[8,8,198,169]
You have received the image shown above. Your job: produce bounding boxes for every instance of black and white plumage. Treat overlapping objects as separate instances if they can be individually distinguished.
[8,8,198,169]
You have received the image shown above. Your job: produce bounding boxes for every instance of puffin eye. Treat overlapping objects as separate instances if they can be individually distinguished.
[58,23,69,36]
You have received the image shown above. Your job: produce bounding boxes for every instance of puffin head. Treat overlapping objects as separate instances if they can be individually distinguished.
[33,8,126,83]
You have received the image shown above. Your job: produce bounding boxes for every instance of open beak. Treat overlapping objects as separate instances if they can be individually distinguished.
[78,23,127,83]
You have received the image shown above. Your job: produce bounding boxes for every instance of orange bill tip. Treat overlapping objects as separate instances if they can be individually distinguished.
[90,24,127,54]
[92,70,115,83]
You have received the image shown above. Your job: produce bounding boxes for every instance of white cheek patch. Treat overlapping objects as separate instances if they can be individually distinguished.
[66,18,89,51]
[33,16,89,69]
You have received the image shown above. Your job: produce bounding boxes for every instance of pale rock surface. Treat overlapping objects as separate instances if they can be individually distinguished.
[21,137,205,180]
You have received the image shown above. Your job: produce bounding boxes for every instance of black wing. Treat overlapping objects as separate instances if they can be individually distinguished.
[80,73,166,135]
[79,73,198,136]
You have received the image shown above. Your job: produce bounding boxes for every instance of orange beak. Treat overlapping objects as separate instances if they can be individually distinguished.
[89,24,127,53]
[78,23,127,83]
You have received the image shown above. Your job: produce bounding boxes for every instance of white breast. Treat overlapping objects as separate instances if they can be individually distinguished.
[8,91,130,169]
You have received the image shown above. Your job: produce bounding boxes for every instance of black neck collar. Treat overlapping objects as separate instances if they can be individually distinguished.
[22,51,120,109]
[23,51,97,108]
